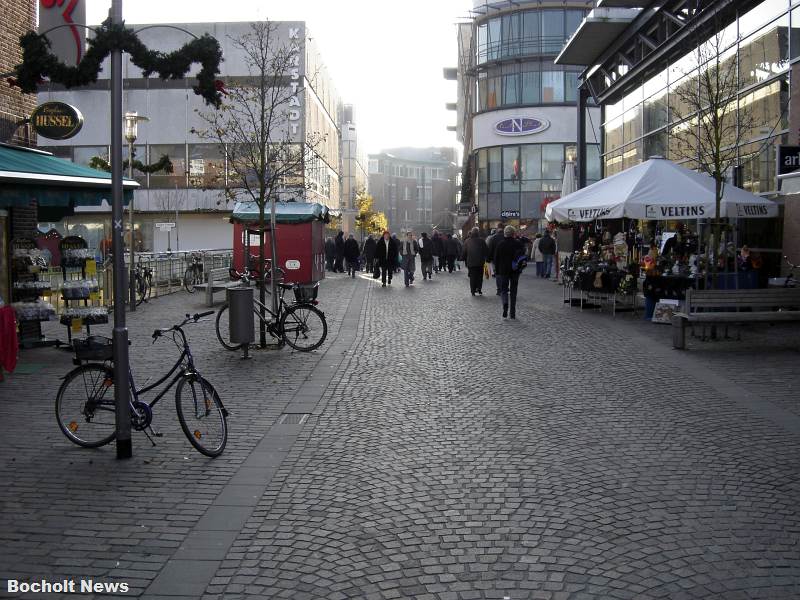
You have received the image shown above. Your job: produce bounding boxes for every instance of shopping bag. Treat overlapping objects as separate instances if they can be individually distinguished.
[483,262,490,279]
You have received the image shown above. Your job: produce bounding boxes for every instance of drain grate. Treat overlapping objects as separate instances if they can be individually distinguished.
[278,413,310,425]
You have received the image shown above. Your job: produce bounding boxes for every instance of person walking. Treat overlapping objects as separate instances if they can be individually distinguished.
[538,229,556,278]
[391,233,402,273]
[432,231,445,273]
[454,235,463,271]
[362,234,376,277]
[418,231,434,280]
[445,234,459,273]
[374,230,398,287]
[462,227,489,295]
[487,227,505,295]
[324,236,336,272]
[344,233,360,278]
[334,231,346,273]
[531,233,544,277]
[399,231,419,287]
[494,225,526,319]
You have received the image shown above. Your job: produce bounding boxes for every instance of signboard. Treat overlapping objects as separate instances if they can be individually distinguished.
[285,259,301,270]
[155,222,176,231]
[38,0,86,68]
[30,102,84,140]
[645,205,706,219]
[777,145,800,177]
[500,210,520,218]
[494,117,549,137]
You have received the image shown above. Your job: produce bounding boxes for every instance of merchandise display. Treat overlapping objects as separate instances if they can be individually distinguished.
[60,307,109,325]
[61,279,99,300]
[59,236,108,344]
[12,300,56,321]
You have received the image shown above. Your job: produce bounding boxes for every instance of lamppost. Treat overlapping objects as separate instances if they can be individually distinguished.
[124,111,148,311]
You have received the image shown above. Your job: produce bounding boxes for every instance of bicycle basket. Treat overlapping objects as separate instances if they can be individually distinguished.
[73,336,114,361]
[294,284,319,303]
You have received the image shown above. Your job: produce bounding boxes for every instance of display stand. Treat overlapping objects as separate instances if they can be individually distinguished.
[58,236,108,345]
[10,237,58,348]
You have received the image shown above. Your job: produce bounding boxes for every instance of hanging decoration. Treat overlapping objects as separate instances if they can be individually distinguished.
[12,19,223,107]
[88,152,173,175]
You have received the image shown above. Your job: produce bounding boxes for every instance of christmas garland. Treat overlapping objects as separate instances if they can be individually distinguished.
[13,19,223,107]
[89,153,173,175]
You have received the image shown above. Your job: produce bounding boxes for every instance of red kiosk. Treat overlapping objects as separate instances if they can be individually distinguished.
[230,201,329,286]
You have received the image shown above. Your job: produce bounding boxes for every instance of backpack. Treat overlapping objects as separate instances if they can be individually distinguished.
[512,253,528,272]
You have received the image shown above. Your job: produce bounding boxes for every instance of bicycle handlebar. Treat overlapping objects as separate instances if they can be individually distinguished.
[152,311,215,341]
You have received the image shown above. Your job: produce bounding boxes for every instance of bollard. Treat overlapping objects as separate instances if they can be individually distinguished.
[227,286,254,359]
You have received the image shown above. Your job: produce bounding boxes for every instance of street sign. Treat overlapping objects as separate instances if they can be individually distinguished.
[155,222,176,231]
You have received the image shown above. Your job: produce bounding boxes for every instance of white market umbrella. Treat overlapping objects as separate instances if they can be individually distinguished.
[561,160,577,197]
[545,157,778,222]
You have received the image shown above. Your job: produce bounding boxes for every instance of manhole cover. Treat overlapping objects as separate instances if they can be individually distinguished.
[278,413,309,425]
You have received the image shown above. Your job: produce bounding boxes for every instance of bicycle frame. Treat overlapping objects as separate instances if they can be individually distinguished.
[130,327,197,411]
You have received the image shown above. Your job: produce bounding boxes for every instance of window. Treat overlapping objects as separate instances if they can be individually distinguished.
[564,72,578,102]
[487,18,501,61]
[521,70,541,104]
[149,144,187,189]
[503,73,520,105]
[738,16,789,88]
[541,11,565,54]
[74,146,108,168]
[503,146,520,191]
[488,147,502,192]
[541,144,563,180]
[123,144,147,186]
[586,145,601,182]
[566,10,584,37]
[542,71,564,102]
[478,149,488,192]
[40,146,73,161]
[477,23,488,63]
[520,145,541,191]
[502,13,521,58]
[188,144,225,189]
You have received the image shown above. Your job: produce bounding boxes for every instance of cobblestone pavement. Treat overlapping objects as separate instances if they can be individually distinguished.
[0,269,799,600]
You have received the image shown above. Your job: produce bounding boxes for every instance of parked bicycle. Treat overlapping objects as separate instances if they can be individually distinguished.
[135,262,153,306]
[183,252,204,293]
[56,312,228,457]
[215,269,327,352]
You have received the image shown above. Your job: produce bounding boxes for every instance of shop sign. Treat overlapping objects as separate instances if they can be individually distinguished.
[567,207,613,220]
[777,145,800,176]
[735,204,770,217]
[500,210,519,218]
[494,117,549,137]
[285,259,301,270]
[645,204,706,219]
[30,102,84,140]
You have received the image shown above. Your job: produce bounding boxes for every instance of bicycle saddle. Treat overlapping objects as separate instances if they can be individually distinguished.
[277,282,294,290]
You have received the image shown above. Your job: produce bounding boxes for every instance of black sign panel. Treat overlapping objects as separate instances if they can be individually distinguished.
[30,102,84,140]
[777,145,800,176]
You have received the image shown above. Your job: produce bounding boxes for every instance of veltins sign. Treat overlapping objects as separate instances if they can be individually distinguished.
[777,145,800,176]
[30,102,84,140]
[645,204,707,219]
[495,117,549,137]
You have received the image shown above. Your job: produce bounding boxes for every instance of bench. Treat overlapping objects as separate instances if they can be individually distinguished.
[671,288,800,349]
[192,267,241,307]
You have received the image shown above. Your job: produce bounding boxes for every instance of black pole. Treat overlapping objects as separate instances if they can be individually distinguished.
[111,0,132,459]
[577,85,588,190]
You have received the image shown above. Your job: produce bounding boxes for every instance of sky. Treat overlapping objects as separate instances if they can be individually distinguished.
[85,0,473,158]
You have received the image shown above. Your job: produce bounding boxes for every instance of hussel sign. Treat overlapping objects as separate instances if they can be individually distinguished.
[645,205,707,219]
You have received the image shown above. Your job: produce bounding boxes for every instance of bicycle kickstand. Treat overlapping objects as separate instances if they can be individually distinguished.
[143,425,163,447]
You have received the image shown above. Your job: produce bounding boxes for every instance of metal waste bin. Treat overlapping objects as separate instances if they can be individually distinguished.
[227,287,254,345]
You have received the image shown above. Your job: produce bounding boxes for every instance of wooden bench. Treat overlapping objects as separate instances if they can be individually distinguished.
[192,267,241,307]
[672,288,800,349]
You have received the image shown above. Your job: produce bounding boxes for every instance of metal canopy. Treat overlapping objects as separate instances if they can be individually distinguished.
[231,200,331,225]
[555,7,641,66]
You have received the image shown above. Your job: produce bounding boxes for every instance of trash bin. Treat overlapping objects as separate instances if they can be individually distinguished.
[227,287,254,345]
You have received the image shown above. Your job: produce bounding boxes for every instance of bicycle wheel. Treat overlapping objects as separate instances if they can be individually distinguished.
[135,273,151,306]
[280,304,327,351]
[215,304,242,351]
[175,375,227,457]
[184,267,197,293]
[55,364,118,448]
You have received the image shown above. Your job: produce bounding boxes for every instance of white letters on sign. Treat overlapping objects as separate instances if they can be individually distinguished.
[285,260,301,270]
[287,27,302,136]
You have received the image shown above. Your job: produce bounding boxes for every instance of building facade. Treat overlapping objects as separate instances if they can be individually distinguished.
[455,0,602,232]
[559,0,796,273]
[368,148,459,234]
[37,21,342,253]
[339,104,368,235]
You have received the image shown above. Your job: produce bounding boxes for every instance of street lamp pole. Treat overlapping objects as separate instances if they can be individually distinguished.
[110,0,132,459]
[124,111,148,311]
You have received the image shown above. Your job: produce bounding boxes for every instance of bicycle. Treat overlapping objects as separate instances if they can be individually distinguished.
[183,252,204,293]
[215,269,327,352]
[55,312,228,457]
[135,262,153,306]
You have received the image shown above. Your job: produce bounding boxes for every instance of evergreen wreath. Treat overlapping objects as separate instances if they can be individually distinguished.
[13,19,223,107]
[89,152,173,175]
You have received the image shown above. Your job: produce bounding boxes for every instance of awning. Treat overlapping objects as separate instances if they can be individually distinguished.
[0,143,137,208]
[231,200,330,225]
[555,7,641,66]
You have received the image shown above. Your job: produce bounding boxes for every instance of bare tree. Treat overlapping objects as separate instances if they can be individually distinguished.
[195,21,326,346]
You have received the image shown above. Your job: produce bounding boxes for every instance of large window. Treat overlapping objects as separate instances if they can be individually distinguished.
[188,144,226,189]
[478,65,580,110]
[149,144,186,189]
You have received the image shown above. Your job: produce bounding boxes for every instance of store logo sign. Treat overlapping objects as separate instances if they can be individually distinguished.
[645,204,706,218]
[568,207,612,219]
[500,210,519,218]
[736,204,769,217]
[30,102,84,140]
[494,117,549,136]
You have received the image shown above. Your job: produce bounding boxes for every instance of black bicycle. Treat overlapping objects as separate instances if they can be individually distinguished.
[215,270,327,352]
[135,262,153,306]
[183,252,204,293]
[55,312,228,457]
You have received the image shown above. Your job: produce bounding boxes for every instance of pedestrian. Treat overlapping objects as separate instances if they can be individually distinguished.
[445,234,459,273]
[432,230,445,273]
[324,236,336,272]
[344,233,360,278]
[399,231,419,287]
[334,231,346,273]
[532,233,544,277]
[538,229,556,278]
[462,227,488,296]
[494,225,526,319]
[391,233,402,273]
[362,234,376,276]
[374,230,398,287]
[418,231,434,280]
[487,226,505,295]
[454,235,463,271]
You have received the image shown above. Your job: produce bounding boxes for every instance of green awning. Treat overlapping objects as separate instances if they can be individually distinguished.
[0,143,137,208]
[231,200,330,225]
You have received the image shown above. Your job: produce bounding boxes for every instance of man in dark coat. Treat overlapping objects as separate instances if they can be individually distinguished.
[431,231,445,272]
[462,227,489,295]
[324,237,336,272]
[398,231,419,287]
[538,229,556,278]
[445,234,459,273]
[373,230,398,287]
[417,231,434,280]
[344,233,360,278]
[494,225,526,319]
[486,227,506,295]
[362,235,376,276]
[334,231,346,273]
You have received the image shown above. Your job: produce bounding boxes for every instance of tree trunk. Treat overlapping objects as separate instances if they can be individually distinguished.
[258,208,267,348]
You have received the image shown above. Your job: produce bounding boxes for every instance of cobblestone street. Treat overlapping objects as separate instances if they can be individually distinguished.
[1,270,799,599]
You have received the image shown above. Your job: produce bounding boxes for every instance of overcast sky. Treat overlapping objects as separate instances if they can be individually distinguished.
[85,0,472,157]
